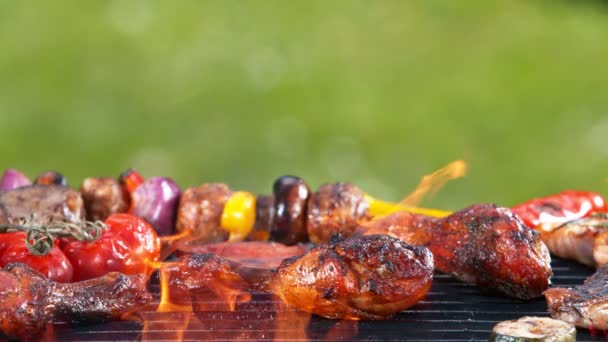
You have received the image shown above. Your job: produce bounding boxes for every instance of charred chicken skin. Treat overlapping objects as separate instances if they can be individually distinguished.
[0,263,151,339]
[545,264,608,329]
[361,204,552,299]
[271,234,434,320]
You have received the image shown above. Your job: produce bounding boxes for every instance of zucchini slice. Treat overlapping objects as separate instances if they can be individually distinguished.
[489,316,576,342]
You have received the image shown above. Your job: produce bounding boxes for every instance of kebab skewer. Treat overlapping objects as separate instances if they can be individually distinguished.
[1,163,552,300]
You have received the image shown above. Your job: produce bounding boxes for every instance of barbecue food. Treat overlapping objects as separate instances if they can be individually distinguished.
[0,185,85,224]
[0,263,151,339]
[511,190,607,232]
[489,316,576,342]
[177,183,232,245]
[539,214,608,267]
[0,169,31,191]
[512,190,608,267]
[361,204,552,300]
[35,170,68,186]
[176,177,313,245]
[545,264,608,330]
[170,170,454,246]
[166,235,433,320]
[306,182,370,244]
[80,177,129,221]
[271,234,434,320]
[130,176,181,236]
[270,176,310,244]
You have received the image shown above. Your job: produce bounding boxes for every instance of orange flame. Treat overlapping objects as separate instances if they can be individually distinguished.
[273,301,312,341]
[366,160,466,218]
[399,159,467,206]
[159,230,191,260]
[139,253,254,341]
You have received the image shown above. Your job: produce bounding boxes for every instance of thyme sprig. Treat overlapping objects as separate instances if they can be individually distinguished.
[0,215,107,256]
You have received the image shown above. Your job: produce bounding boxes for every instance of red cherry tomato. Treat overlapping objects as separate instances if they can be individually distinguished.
[0,232,23,256]
[63,213,160,281]
[0,232,74,282]
[119,168,145,213]
[512,190,608,229]
[120,168,144,194]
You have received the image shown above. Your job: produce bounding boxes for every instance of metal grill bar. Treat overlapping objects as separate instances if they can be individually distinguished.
[46,258,604,341]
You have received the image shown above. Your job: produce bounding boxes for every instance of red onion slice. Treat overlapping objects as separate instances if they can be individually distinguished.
[131,176,181,236]
[0,169,32,191]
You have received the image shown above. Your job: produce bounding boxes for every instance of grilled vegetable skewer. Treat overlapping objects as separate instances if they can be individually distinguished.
[0,163,460,247]
[176,160,465,246]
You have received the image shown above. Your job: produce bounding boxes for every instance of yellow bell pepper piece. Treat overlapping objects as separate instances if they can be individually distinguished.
[221,191,256,241]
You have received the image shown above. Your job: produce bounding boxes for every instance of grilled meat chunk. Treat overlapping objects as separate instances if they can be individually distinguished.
[306,182,370,244]
[545,264,608,329]
[176,183,232,245]
[0,185,85,224]
[538,214,608,267]
[271,234,434,320]
[0,264,151,339]
[80,177,129,221]
[361,204,552,300]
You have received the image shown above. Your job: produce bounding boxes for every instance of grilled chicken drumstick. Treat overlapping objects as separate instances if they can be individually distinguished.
[0,264,151,339]
[361,204,552,299]
[271,234,434,319]
[167,235,434,320]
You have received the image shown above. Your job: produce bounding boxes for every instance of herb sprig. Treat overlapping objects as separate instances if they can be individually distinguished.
[0,215,107,255]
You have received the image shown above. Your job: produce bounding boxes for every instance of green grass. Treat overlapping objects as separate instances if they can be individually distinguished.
[1,1,608,210]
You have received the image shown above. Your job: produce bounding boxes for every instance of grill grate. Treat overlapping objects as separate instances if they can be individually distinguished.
[42,258,605,341]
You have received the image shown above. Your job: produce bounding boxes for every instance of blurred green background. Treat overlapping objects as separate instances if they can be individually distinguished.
[1,1,607,210]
